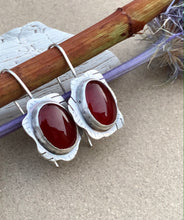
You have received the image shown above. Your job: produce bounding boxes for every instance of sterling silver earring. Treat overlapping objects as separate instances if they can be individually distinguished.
[49,43,124,141]
[1,69,81,167]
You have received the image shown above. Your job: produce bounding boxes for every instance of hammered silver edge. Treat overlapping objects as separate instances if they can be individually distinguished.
[68,70,124,140]
[22,93,81,166]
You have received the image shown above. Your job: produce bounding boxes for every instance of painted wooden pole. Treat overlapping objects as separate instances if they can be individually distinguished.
[0,0,176,108]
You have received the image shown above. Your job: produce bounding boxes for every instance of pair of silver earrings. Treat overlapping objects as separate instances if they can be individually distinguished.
[1,44,124,167]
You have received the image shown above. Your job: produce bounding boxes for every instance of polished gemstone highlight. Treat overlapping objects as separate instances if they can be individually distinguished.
[85,80,117,125]
[38,104,77,149]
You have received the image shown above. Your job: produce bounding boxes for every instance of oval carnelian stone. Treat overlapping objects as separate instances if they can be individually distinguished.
[85,80,117,126]
[38,104,77,149]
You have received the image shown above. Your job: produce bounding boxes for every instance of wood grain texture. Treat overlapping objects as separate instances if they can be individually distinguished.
[0,0,175,108]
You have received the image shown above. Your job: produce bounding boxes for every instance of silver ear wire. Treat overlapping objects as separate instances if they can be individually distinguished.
[48,43,77,77]
[1,68,82,166]
[1,69,34,114]
[48,43,93,147]
[1,69,33,99]
[56,77,65,93]
[14,101,25,114]
[48,43,77,93]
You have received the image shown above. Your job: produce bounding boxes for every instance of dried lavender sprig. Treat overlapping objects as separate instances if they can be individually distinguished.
[146,0,183,79]
[104,36,174,82]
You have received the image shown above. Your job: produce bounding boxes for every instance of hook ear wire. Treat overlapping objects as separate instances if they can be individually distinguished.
[48,43,77,77]
[48,44,93,147]
[1,69,34,99]
[1,69,34,114]
[14,100,25,115]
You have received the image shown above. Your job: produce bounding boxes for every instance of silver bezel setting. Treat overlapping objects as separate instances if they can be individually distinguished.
[22,93,81,166]
[68,70,124,140]
[31,101,79,155]
[77,79,118,131]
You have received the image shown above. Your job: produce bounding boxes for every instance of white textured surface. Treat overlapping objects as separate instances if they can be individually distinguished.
[0,0,183,220]
[0,21,120,124]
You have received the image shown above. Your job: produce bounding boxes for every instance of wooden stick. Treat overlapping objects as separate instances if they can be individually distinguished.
[0,0,175,108]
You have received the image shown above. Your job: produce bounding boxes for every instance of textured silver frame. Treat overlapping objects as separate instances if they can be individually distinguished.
[22,93,81,167]
[68,70,124,140]
[77,78,118,131]
[31,101,79,155]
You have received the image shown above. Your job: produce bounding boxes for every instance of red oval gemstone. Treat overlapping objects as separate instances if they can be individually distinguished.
[85,80,117,125]
[38,104,77,149]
